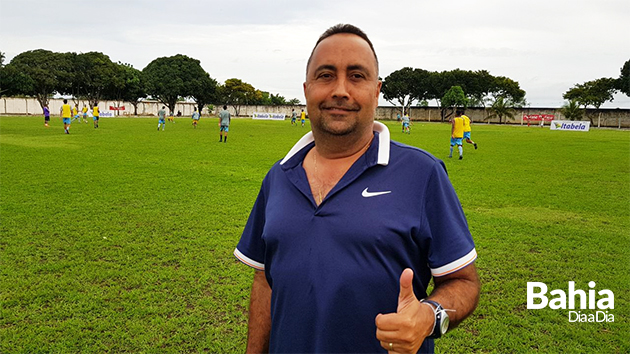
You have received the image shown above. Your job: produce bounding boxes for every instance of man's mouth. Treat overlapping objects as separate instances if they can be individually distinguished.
[321,105,359,113]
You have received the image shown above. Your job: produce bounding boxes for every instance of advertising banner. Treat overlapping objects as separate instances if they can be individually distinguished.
[100,110,115,117]
[523,114,555,121]
[253,112,286,120]
[550,120,590,132]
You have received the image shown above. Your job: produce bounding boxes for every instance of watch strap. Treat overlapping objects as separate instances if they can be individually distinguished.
[421,299,445,338]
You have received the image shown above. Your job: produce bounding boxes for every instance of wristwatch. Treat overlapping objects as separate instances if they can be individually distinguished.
[421,299,450,338]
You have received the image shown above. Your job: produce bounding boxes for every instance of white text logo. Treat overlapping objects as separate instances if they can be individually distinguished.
[527,281,614,322]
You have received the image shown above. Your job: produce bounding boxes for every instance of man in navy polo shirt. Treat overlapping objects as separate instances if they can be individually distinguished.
[235,24,480,353]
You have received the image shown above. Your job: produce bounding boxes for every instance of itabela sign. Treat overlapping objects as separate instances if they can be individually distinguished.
[550,120,590,132]
[253,112,285,120]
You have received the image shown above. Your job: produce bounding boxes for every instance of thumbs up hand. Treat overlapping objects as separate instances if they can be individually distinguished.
[375,269,435,354]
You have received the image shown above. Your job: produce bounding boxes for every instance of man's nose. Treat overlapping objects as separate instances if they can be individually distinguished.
[331,76,350,99]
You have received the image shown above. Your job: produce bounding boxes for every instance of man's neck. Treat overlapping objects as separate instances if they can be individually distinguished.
[312,127,374,160]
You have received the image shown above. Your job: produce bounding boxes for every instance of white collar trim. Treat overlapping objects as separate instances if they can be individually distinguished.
[280,121,390,166]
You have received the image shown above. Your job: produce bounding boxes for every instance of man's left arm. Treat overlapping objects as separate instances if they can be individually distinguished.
[375,264,480,353]
[427,263,480,328]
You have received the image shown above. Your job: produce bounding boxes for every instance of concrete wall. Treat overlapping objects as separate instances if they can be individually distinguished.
[2,97,629,128]
[0,98,208,117]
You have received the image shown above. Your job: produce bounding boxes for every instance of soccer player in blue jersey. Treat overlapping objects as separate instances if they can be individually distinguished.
[218,105,231,142]
[402,113,411,134]
[192,107,200,128]
[235,24,480,354]
[291,109,297,125]
[157,106,166,131]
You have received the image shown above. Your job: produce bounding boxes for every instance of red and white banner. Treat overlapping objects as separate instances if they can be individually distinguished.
[109,106,126,111]
[523,114,554,121]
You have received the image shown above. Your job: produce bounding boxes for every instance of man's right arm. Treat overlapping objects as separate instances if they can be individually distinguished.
[246,270,271,353]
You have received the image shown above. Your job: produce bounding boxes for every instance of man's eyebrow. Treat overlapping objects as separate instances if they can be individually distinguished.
[313,64,337,73]
[347,64,371,74]
[313,64,372,74]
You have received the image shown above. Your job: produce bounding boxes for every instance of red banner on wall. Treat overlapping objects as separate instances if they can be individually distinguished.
[524,114,554,121]
[109,106,126,111]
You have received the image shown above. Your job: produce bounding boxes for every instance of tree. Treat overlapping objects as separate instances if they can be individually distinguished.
[189,72,218,115]
[143,54,209,114]
[67,52,118,105]
[2,49,71,110]
[485,96,517,124]
[381,67,422,116]
[427,70,466,121]
[563,78,617,124]
[466,70,496,108]
[0,52,5,95]
[559,100,584,121]
[441,86,468,120]
[287,98,301,105]
[490,76,526,103]
[218,78,257,116]
[617,59,629,97]
[109,63,145,115]
[270,93,288,105]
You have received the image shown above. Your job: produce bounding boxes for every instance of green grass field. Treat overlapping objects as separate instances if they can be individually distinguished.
[1,115,628,353]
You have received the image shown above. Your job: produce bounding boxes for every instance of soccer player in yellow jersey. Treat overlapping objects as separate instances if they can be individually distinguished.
[450,111,465,160]
[461,110,477,149]
[82,105,88,123]
[71,104,79,123]
[60,99,72,134]
[93,103,100,128]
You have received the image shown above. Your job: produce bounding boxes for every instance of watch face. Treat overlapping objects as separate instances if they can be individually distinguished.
[440,312,450,334]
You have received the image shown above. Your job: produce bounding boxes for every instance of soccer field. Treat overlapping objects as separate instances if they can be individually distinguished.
[1,116,628,353]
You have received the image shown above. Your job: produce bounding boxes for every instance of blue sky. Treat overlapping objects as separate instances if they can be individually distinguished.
[1,0,629,107]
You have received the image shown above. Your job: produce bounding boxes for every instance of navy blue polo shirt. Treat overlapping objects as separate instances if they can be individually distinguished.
[235,122,476,353]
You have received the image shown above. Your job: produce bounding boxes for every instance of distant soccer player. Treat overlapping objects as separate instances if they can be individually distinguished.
[60,99,72,134]
[300,109,306,127]
[460,110,477,149]
[291,109,297,125]
[71,104,80,123]
[82,105,88,123]
[168,111,174,123]
[402,114,410,134]
[92,103,100,128]
[157,106,166,131]
[43,105,50,127]
[450,113,464,160]
[192,107,200,128]
[219,105,231,142]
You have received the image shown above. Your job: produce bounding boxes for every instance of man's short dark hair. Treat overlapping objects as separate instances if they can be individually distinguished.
[223,105,227,110]
[306,24,379,75]
[63,99,67,103]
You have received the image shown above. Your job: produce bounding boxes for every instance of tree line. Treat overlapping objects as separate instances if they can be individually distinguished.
[1,50,628,122]
[0,50,300,116]
[561,60,629,124]
[381,60,629,123]
[381,67,527,122]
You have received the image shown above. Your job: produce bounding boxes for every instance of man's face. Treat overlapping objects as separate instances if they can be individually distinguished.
[304,33,381,137]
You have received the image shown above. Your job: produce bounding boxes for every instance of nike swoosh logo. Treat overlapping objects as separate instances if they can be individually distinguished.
[362,188,392,198]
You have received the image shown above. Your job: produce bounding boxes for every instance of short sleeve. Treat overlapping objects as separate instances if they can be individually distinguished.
[234,183,268,271]
[422,161,477,277]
